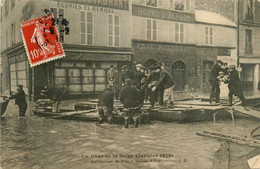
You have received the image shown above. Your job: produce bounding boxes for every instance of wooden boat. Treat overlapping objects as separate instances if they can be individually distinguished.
[197,127,260,169]
[1,96,10,116]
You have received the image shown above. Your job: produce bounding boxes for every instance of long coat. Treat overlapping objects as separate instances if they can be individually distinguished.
[14,90,27,106]
[228,70,243,93]
[209,64,223,85]
[155,70,175,89]
[120,86,139,108]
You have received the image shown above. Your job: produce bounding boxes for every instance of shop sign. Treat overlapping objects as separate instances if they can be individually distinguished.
[132,5,195,23]
[57,0,129,11]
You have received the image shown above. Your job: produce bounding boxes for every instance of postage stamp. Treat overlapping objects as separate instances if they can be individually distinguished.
[21,14,65,67]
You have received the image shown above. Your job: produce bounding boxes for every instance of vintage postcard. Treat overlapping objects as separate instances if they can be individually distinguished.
[0,0,259,169]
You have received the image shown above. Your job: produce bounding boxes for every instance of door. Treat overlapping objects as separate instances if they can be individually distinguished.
[172,61,186,91]
[202,61,214,93]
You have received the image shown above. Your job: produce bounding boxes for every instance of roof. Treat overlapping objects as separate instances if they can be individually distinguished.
[195,10,236,27]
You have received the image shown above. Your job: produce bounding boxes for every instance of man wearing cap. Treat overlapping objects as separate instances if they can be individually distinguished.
[133,64,146,105]
[10,85,27,116]
[209,60,224,103]
[227,65,246,106]
[107,64,119,100]
[121,65,134,87]
[152,64,175,108]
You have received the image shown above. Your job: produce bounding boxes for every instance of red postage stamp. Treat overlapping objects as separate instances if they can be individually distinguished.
[21,14,65,67]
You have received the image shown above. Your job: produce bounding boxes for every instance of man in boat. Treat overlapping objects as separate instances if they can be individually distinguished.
[107,64,119,100]
[98,88,114,124]
[120,78,141,127]
[121,65,134,87]
[41,85,66,113]
[209,60,224,103]
[10,85,27,117]
[152,64,175,108]
[227,65,247,106]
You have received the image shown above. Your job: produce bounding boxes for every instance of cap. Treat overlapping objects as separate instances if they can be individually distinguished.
[121,65,127,70]
[229,65,236,69]
[125,78,132,86]
[110,64,114,68]
[136,64,142,68]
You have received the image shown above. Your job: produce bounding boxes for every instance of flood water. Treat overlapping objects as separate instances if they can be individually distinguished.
[1,113,259,169]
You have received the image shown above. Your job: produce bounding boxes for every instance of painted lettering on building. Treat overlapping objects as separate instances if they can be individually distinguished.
[132,5,195,23]
[135,42,195,55]
[57,0,129,10]
[57,2,114,13]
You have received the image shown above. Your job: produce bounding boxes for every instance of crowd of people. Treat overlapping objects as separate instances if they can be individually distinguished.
[98,62,175,123]
[209,60,246,106]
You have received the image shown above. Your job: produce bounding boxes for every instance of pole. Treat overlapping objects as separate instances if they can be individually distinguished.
[237,0,240,77]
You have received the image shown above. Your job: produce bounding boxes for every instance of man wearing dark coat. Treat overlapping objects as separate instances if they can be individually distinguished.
[98,88,114,123]
[11,85,27,117]
[152,65,175,107]
[121,65,134,87]
[133,64,146,105]
[227,65,246,106]
[107,64,119,100]
[120,78,139,108]
[209,60,223,103]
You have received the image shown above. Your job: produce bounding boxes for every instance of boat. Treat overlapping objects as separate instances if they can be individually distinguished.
[1,96,10,116]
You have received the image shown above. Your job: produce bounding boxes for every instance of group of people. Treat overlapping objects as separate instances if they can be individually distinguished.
[98,62,176,123]
[209,60,246,106]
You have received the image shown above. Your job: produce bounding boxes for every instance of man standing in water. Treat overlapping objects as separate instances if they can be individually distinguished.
[10,85,27,117]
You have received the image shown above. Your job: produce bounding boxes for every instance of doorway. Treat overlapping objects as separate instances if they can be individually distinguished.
[172,61,186,91]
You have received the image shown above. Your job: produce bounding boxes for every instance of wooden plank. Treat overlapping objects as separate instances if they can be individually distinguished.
[196,131,260,148]
[233,106,260,119]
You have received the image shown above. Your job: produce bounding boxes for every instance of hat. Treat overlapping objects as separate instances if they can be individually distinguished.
[135,64,142,68]
[229,65,236,69]
[125,78,132,86]
[121,65,127,70]
[110,64,114,68]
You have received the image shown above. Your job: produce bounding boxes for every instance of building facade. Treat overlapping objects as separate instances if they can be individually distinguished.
[1,0,132,99]
[238,0,260,96]
[1,0,239,99]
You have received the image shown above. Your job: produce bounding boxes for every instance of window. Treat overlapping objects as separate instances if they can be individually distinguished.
[146,0,157,6]
[50,8,65,42]
[11,23,15,45]
[175,0,184,11]
[175,23,184,43]
[108,14,120,47]
[11,0,15,9]
[5,0,9,16]
[204,26,214,45]
[245,0,254,20]
[147,19,157,41]
[80,11,93,45]
[245,29,252,54]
